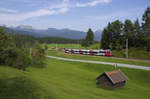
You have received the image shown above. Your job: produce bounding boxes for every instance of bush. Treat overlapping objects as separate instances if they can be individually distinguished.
[32,56,45,68]
[2,47,31,70]
[31,42,45,68]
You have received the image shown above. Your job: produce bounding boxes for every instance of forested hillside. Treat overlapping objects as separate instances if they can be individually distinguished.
[101,7,150,51]
[0,27,45,70]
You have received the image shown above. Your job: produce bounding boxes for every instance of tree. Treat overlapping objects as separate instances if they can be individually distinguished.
[101,28,110,49]
[100,7,150,52]
[0,27,31,70]
[142,7,150,50]
[134,19,145,47]
[0,27,11,50]
[44,44,48,51]
[0,27,12,65]
[32,42,45,68]
[142,7,150,36]
[101,21,123,50]
[111,20,123,50]
[146,37,150,51]
[85,28,94,47]
[11,33,24,48]
[81,39,88,47]
[123,19,134,47]
[134,19,141,35]
[3,47,31,70]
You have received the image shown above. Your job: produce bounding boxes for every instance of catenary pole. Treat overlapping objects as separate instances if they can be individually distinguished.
[126,38,128,58]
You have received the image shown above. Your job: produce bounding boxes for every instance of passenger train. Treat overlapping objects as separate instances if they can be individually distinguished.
[65,49,113,56]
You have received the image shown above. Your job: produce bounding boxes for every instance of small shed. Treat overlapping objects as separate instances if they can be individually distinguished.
[96,70,128,88]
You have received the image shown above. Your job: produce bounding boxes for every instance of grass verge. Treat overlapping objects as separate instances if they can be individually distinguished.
[47,50,150,67]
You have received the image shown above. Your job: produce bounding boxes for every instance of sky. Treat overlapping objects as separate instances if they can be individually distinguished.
[0,0,150,31]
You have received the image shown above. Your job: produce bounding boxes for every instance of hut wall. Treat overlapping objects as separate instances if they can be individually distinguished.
[113,81,126,88]
[97,75,126,88]
[96,74,113,86]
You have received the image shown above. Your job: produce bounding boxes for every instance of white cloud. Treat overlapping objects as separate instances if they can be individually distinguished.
[0,0,111,24]
[0,9,68,23]
[0,8,17,13]
[0,0,69,24]
[88,7,145,23]
[76,0,111,7]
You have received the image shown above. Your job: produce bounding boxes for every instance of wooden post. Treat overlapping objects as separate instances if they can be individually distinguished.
[126,39,128,58]
[30,48,32,56]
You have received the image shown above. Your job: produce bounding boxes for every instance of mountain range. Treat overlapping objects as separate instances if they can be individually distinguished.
[4,25,102,41]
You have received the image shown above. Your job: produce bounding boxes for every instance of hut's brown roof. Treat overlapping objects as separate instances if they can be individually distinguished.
[104,70,128,84]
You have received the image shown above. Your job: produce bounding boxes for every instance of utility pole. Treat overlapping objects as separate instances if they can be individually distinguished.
[56,42,58,51]
[30,48,32,56]
[78,40,80,49]
[126,38,128,58]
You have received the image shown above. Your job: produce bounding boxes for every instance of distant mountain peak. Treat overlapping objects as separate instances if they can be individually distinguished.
[4,26,102,41]
[16,25,33,30]
[48,28,57,30]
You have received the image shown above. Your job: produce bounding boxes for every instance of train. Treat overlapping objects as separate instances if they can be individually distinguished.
[65,49,113,56]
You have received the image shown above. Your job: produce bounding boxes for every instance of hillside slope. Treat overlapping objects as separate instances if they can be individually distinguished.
[0,58,150,99]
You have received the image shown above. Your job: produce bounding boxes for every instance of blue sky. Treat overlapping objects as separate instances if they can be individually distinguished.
[0,0,149,31]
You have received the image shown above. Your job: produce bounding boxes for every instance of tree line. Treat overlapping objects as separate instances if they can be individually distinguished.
[4,29,82,44]
[101,7,150,51]
[38,37,81,44]
[0,27,45,70]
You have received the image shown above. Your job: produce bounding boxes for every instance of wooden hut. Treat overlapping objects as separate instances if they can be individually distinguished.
[96,70,128,88]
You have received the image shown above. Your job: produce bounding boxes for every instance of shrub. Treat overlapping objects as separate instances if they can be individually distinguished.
[31,42,45,68]
[2,47,31,70]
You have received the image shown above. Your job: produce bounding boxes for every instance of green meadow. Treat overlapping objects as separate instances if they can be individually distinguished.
[47,50,150,67]
[45,43,100,49]
[46,43,150,60]
[0,58,150,99]
[45,43,82,49]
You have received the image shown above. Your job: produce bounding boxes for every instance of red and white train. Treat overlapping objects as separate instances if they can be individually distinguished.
[65,49,113,56]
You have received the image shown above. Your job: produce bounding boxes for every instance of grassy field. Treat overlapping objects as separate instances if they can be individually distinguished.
[0,58,150,99]
[45,43,82,49]
[113,48,150,60]
[47,50,150,67]
[45,43,100,49]
[45,44,150,60]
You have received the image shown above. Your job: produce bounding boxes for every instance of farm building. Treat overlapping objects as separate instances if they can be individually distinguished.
[96,70,128,88]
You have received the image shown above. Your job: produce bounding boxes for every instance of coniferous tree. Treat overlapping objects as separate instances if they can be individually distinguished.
[134,19,145,47]
[81,28,94,47]
[101,28,110,49]
[111,20,123,50]
[123,19,134,48]
[85,28,94,46]
[142,7,150,50]
[100,7,150,52]
[142,7,150,36]
[101,21,123,50]
[107,23,113,46]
